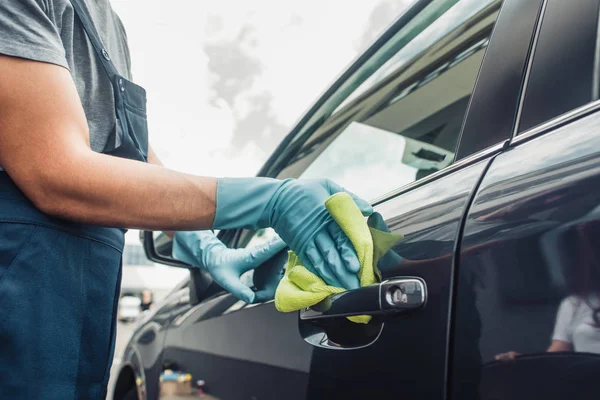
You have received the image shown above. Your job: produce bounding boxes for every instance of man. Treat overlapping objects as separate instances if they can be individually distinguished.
[0,1,371,398]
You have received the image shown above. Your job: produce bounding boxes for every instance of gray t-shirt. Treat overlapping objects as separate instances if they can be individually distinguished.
[0,0,132,154]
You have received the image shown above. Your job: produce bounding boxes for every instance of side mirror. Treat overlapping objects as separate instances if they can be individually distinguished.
[141,231,191,268]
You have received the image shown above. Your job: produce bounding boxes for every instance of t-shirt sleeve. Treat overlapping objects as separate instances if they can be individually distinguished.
[552,296,577,344]
[0,0,68,69]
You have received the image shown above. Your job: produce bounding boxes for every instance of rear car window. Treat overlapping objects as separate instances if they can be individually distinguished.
[277,0,505,202]
[518,0,600,133]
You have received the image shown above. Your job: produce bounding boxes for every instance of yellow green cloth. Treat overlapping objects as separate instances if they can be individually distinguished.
[274,192,403,323]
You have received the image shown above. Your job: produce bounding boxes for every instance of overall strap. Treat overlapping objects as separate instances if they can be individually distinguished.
[69,0,121,79]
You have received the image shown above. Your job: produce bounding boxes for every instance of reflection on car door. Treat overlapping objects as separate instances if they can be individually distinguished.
[451,0,600,398]
[452,111,600,400]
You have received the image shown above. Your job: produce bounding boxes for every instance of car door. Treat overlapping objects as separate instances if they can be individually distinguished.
[158,0,541,398]
[451,1,600,399]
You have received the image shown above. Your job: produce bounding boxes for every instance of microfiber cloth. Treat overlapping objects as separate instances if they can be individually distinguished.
[274,192,403,324]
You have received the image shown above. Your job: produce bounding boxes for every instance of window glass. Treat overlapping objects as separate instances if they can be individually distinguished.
[278,0,503,202]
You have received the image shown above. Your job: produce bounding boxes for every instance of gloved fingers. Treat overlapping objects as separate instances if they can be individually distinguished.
[328,222,361,274]
[324,180,373,216]
[315,231,360,290]
[367,212,391,232]
[253,286,276,303]
[263,236,288,254]
[242,236,288,272]
[301,238,344,288]
[213,272,256,304]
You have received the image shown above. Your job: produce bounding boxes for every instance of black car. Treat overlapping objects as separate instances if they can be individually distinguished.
[112,0,600,398]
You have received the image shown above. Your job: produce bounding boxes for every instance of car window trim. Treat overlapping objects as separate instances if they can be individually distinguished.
[511,97,600,147]
[511,0,549,138]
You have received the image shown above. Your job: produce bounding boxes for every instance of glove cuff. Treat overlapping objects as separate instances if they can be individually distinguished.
[213,177,284,230]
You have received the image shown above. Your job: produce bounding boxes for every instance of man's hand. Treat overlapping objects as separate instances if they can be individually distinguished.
[214,178,373,290]
[172,230,287,303]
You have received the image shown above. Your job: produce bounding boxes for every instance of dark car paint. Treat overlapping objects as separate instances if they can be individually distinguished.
[305,160,488,399]
[115,0,600,398]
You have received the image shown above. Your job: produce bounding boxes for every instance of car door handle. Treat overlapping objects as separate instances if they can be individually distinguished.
[300,277,427,321]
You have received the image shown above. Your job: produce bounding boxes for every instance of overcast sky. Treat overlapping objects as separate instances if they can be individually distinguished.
[110,0,411,244]
[111,0,411,176]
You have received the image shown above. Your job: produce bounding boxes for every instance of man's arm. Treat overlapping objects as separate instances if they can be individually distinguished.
[0,55,216,231]
[0,55,374,291]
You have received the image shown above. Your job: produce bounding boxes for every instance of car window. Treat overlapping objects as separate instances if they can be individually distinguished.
[518,0,600,133]
[237,0,505,289]
[277,0,504,202]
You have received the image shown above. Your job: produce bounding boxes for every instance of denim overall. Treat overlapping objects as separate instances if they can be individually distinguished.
[0,1,148,398]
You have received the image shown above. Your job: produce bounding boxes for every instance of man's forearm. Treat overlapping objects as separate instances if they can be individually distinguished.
[147,145,176,237]
[35,150,217,231]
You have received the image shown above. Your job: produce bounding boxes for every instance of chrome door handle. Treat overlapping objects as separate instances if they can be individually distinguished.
[300,277,427,321]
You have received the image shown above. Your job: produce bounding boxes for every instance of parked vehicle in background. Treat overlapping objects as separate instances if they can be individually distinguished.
[117,295,141,323]
[113,0,600,399]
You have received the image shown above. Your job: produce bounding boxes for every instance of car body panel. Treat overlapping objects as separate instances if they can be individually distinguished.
[161,294,312,400]
[452,109,600,400]
[305,159,488,399]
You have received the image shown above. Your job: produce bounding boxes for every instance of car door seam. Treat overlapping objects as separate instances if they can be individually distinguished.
[443,152,498,400]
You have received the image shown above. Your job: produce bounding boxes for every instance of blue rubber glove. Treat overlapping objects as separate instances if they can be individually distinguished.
[213,178,373,290]
[172,230,287,303]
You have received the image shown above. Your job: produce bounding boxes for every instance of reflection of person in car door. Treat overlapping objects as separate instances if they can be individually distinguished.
[495,296,600,361]
[496,221,600,360]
